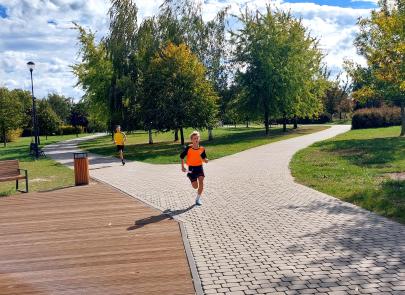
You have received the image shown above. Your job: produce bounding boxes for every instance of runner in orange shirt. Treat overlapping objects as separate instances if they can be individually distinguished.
[180,131,208,206]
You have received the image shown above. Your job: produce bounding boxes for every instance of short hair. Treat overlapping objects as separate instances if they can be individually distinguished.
[190,130,200,140]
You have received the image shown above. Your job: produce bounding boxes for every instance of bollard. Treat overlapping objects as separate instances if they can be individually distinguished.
[73,152,89,186]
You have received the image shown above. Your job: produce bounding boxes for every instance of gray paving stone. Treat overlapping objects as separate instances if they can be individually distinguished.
[47,126,405,295]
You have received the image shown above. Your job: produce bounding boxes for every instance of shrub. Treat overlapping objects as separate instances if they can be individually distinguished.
[352,107,401,129]
[0,128,23,142]
[58,125,84,135]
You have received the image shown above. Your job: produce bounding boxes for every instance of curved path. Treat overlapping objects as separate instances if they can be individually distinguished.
[47,126,405,295]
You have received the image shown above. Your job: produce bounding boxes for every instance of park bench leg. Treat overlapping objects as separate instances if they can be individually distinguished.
[16,179,19,190]
[25,172,29,193]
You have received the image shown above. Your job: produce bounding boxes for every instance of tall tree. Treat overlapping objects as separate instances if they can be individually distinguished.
[70,102,89,137]
[232,7,326,134]
[37,100,62,140]
[72,24,113,127]
[105,0,139,131]
[351,0,405,135]
[157,0,230,139]
[46,93,72,123]
[0,88,24,147]
[144,43,218,145]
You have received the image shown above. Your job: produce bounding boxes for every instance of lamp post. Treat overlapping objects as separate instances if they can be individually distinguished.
[27,61,39,159]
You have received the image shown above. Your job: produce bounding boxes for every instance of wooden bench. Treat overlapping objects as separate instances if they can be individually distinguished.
[0,160,28,193]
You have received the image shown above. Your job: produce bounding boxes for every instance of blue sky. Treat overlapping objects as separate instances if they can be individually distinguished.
[285,0,377,9]
[0,0,379,99]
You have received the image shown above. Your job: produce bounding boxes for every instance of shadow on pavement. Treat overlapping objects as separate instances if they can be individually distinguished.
[127,204,196,231]
[274,199,405,294]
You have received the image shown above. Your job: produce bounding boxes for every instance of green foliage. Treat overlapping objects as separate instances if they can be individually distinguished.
[72,23,113,126]
[349,0,405,135]
[37,100,62,137]
[323,75,352,117]
[352,107,401,129]
[0,87,25,146]
[70,102,89,134]
[143,42,218,144]
[232,6,326,134]
[46,93,72,123]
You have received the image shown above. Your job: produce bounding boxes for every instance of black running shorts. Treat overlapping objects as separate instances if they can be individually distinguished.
[187,165,205,182]
[116,145,124,152]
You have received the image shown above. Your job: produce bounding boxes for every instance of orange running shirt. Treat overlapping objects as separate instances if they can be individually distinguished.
[180,145,207,166]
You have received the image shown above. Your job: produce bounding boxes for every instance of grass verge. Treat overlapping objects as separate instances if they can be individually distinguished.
[290,126,405,223]
[79,125,329,164]
[0,134,89,196]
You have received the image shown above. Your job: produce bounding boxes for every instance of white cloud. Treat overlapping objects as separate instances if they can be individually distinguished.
[0,0,374,100]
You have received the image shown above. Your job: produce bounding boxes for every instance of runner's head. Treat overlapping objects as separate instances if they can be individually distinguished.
[115,125,121,133]
[190,131,200,145]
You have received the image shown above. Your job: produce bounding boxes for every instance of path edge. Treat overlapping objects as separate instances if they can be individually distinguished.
[91,177,203,295]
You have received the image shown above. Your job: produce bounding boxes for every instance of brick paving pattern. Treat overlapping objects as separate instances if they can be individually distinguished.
[48,126,405,295]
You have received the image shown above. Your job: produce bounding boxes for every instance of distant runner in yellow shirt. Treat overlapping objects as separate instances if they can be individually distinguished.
[113,125,127,165]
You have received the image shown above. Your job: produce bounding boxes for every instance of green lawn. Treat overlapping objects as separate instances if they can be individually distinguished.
[79,125,329,164]
[290,126,405,223]
[0,134,89,196]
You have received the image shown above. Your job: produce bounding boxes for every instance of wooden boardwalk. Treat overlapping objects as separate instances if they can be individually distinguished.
[0,183,195,295]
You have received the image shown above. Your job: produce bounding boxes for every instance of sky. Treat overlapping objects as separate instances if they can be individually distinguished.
[0,0,379,100]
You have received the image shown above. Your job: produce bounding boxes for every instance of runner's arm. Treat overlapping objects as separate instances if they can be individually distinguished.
[180,146,189,172]
[201,149,208,163]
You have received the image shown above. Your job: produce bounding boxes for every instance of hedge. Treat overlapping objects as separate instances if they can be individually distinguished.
[351,107,401,129]
[58,125,84,135]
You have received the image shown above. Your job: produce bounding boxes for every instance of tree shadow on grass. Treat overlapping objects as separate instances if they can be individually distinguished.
[318,137,405,167]
[127,204,196,231]
[87,127,316,163]
[345,180,405,224]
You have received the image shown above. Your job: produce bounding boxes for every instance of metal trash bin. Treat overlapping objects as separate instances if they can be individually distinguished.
[73,152,89,186]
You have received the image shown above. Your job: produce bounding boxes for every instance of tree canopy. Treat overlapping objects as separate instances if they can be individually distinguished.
[348,0,405,135]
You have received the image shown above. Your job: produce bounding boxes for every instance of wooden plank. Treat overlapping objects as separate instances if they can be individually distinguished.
[0,160,19,177]
[0,183,195,295]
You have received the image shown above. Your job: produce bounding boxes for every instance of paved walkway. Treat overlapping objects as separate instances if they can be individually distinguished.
[47,126,405,295]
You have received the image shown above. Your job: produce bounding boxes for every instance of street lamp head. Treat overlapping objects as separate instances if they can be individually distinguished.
[27,61,35,72]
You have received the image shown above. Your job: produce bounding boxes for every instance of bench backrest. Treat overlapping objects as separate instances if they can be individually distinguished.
[0,160,20,177]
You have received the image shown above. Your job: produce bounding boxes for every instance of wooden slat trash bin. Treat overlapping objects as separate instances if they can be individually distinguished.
[73,152,89,186]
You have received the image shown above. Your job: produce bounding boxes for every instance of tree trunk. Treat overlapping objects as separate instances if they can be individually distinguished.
[174,128,179,142]
[401,101,405,137]
[246,120,249,128]
[264,110,269,135]
[293,116,298,129]
[46,133,48,140]
[208,127,213,141]
[2,127,6,147]
[283,114,287,132]
[234,121,236,128]
[180,127,185,145]
[148,128,153,144]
